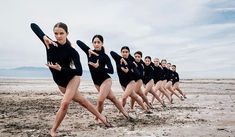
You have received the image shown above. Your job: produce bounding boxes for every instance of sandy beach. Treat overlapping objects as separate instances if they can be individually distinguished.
[0,78,234,137]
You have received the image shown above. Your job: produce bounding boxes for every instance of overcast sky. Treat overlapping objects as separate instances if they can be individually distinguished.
[0,0,234,78]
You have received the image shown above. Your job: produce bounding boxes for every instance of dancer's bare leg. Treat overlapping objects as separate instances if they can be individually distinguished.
[94,79,112,120]
[151,81,161,104]
[144,80,165,107]
[130,80,142,110]
[173,82,186,98]
[107,90,129,118]
[130,91,149,111]
[165,81,183,100]
[121,81,149,111]
[51,78,112,135]
[135,80,152,109]
[161,80,173,103]
[50,76,79,136]
[121,82,135,108]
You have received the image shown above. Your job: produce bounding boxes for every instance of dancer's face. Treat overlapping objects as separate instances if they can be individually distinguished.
[167,63,171,69]
[172,66,176,72]
[145,58,151,66]
[154,58,159,66]
[121,49,129,59]
[161,61,167,67]
[92,37,103,51]
[54,27,68,45]
[134,54,141,62]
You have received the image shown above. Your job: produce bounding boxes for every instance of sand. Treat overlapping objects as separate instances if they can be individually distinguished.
[0,78,235,137]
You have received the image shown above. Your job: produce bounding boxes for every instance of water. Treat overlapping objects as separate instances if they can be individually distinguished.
[0,67,118,80]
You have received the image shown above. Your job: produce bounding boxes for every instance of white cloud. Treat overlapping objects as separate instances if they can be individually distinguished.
[215,7,235,12]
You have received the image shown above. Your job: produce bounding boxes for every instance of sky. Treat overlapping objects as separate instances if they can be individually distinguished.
[0,0,234,78]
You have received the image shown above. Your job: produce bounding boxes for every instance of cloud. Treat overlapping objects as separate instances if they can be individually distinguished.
[215,7,235,12]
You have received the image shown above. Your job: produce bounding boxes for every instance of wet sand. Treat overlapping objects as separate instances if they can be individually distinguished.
[0,78,235,137]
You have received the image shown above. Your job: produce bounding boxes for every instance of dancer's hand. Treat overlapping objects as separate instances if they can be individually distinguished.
[43,36,58,49]
[89,59,99,68]
[88,49,99,57]
[46,62,61,71]
[121,67,129,73]
[120,58,127,65]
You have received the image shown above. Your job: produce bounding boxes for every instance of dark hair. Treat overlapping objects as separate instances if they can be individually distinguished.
[54,22,68,33]
[92,35,105,52]
[145,56,151,61]
[134,51,142,57]
[150,62,155,67]
[161,59,167,63]
[121,46,130,52]
[167,63,171,65]
[100,46,105,53]
[54,22,71,46]
[172,65,176,68]
[92,34,104,43]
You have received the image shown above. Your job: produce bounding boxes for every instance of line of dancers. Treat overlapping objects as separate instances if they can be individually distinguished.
[30,22,186,136]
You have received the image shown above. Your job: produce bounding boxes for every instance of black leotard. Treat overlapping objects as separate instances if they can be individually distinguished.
[31,23,82,88]
[110,51,139,88]
[128,55,144,81]
[77,40,113,86]
[162,67,168,81]
[172,71,179,85]
[142,64,154,85]
[152,65,164,84]
[135,61,144,81]
[166,68,174,82]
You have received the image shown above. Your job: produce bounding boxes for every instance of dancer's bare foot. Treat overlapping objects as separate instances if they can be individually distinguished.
[144,109,153,114]
[170,98,174,104]
[127,115,135,122]
[50,129,57,137]
[161,100,166,107]
[123,112,130,119]
[128,108,136,113]
[148,102,154,109]
[94,117,103,124]
[104,116,113,128]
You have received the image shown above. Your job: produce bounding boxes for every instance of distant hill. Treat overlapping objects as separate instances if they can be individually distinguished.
[12,66,48,71]
[0,66,111,79]
[0,66,233,79]
[0,66,51,78]
[0,66,234,79]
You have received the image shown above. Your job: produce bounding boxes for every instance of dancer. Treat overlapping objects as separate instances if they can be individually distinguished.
[30,23,112,136]
[172,65,186,98]
[142,56,165,107]
[110,47,150,113]
[164,62,183,100]
[151,58,172,104]
[76,35,130,120]
[129,51,153,110]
